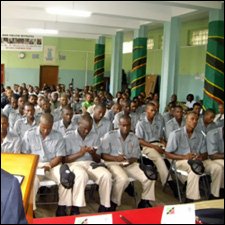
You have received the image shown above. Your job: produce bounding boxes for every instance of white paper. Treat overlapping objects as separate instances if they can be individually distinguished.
[74,214,113,224]
[36,168,45,176]
[161,204,195,224]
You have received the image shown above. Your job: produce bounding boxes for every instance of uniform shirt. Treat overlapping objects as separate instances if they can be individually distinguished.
[113,111,139,132]
[135,115,164,142]
[8,110,24,131]
[166,126,206,155]
[101,130,140,159]
[206,127,224,155]
[195,118,217,135]
[163,112,174,124]
[53,106,63,122]
[53,119,77,136]
[1,131,22,153]
[92,117,112,138]
[104,109,115,123]
[165,117,185,140]
[2,105,17,117]
[13,117,38,138]
[64,129,101,161]
[22,127,66,162]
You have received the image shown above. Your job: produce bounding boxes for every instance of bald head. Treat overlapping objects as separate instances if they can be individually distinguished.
[40,113,54,125]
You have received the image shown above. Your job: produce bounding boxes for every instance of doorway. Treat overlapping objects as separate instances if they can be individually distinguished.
[39,65,58,89]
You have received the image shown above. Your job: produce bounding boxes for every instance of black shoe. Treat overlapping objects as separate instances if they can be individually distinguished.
[168,181,179,198]
[70,206,80,215]
[56,205,67,217]
[109,201,117,212]
[209,194,220,200]
[137,199,152,208]
[125,183,135,197]
[185,198,194,203]
[98,205,108,212]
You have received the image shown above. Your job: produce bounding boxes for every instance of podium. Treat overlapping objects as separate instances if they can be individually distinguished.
[1,153,39,224]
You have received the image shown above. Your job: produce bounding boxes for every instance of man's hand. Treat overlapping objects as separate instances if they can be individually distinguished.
[42,164,51,172]
[154,145,165,154]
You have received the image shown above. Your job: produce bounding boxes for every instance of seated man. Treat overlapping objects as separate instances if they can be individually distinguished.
[64,114,112,215]
[165,111,223,202]
[1,169,27,224]
[206,126,224,198]
[22,113,66,216]
[1,114,22,153]
[101,115,155,211]
[135,103,177,196]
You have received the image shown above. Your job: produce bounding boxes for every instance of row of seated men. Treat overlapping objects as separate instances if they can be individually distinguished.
[1,97,224,216]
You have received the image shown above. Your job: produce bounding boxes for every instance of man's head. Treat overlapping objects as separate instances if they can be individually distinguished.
[1,115,9,135]
[60,94,68,107]
[78,114,93,138]
[119,115,131,136]
[93,104,106,122]
[203,109,216,125]
[145,103,157,121]
[24,102,35,120]
[174,105,183,121]
[186,111,199,130]
[62,106,73,124]
[39,113,54,139]
[193,102,202,115]
[218,103,224,114]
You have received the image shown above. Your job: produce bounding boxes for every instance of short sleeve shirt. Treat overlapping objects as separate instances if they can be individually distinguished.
[166,126,206,155]
[22,127,66,162]
[101,130,140,159]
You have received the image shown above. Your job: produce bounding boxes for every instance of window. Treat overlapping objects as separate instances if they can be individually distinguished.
[123,38,154,54]
[147,38,154,50]
[123,41,133,54]
[189,29,208,46]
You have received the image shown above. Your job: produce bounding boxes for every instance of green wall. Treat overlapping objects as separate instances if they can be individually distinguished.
[1,18,208,101]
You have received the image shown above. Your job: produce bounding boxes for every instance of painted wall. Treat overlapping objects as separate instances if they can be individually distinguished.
[122,18,208,101]
[1,18,208,101]
[1,37,112,88]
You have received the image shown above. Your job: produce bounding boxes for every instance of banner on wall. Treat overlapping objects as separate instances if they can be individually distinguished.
[1,34,43,51]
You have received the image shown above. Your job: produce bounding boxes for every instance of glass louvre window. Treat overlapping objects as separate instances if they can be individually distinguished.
[190,29,208,46]
[123,41,133,54]
[147,38,154,49]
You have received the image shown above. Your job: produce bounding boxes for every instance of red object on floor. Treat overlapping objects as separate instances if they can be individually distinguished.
[33,206,164,224]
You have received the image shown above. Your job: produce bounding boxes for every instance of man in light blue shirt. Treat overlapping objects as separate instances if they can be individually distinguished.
[1,114,21,153]
[102,115,155,211]
[22,113,66,216]
[166,112,223,201]
[206,126,224,197]
[64,114,112,214]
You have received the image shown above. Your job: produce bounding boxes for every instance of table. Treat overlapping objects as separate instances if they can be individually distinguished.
[1,153,39,224]
[33,207,164,224]
[33,199,224,224]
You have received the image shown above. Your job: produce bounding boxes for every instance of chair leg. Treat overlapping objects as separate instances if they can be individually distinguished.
[173,163,183,203]
[130,181,137,207]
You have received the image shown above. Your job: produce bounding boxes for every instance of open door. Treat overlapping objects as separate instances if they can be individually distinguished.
[40,65,58,89]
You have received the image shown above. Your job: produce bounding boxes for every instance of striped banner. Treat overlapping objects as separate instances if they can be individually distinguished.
[130,38,147,99]
[203,21,224,112]
[93,44,105,90]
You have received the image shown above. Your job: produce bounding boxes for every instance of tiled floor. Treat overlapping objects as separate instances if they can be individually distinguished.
[35,180,180,218]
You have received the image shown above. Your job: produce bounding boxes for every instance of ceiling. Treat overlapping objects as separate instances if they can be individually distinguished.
[1,1,224,40]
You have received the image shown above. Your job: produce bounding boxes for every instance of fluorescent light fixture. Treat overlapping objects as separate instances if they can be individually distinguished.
[46,7,92,17]
[27,28,58,35]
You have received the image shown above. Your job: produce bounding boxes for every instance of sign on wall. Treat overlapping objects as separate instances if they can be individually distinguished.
[1,34,43,51]
[43,46,56,64]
